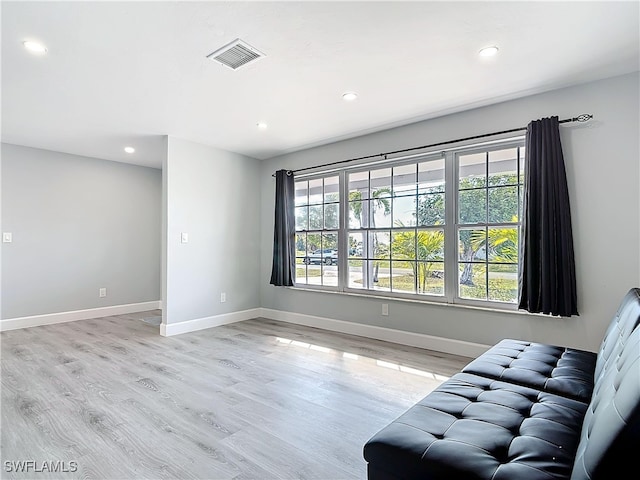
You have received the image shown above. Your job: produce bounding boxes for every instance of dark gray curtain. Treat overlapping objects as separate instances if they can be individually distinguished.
[270,170,295,286]
[519,116,578,317]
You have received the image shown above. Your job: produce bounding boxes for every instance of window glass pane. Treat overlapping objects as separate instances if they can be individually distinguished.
[349,200,365,228]
[488,148,518,186]
[392,164,416,197]
[417,193,445,226]
[295,257,308,285]
[305,264,322,286]
[459,263,487,300]
[371,197,391,228]
[458,228,486,262]
[519,147,526,185]
[308,178,323,204]
[306,233,321,253]
[487,227,518,263]
[348,171,369,199]
[391,231,415,260]
[324,203,339,229]
[417,229,444,261]
[418,159,445,193]
[370,231,390,259]
[295,181,308,206]
[349,232,363,258]
[348,259,365,289]
[459,152,486,189]
[308,205,323,229]
[295,233,307,258]
[392,196,416,227]
[372,261,391,292]
[324,176,339,202]
[370,168,392,198]
[459,189,486,224]
[322,232,338,251]
[321,262,338,286]
[295,206,308,231]
[391,260,415,294]
[488,186,518,223]
[421,262,444,296]
[488,264,517,303]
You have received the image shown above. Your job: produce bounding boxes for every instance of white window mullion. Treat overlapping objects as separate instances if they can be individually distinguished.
[338,171,349,291]
[444,151,458,304]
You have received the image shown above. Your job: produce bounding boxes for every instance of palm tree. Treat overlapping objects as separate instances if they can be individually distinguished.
[349,188,391,229]
[349,187,391,283]
[392,222,444,293]
[469,218,518,265]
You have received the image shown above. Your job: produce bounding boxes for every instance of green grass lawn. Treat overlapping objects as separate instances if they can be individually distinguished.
[296,262,517,302]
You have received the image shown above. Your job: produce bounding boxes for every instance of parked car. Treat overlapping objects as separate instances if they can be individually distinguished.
[303,248,338,265]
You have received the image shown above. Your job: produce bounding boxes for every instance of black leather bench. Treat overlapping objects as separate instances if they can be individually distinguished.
[363,288,640,480]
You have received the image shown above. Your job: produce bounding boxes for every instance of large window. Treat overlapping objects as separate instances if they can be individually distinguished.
[293,140,524,309]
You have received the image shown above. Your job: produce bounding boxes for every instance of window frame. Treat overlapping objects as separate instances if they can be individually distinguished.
[294,175,341,290]
[292,137,525,311]
[450,141,524,309]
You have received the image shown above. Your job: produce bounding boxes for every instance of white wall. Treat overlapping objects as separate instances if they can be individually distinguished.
[259,72,640,353]
[1,143,162,320]
[162,137,261,331]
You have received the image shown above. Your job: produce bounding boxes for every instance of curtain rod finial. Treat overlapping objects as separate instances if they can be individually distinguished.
[576,114,593,122]
[272,169,293,178]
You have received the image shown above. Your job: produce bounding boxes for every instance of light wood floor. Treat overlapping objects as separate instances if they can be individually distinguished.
[1,312,471,479]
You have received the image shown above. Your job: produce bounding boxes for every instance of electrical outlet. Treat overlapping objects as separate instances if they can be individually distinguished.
[382,303,389,316]
[220,292,226,303]
[99,287,107,298]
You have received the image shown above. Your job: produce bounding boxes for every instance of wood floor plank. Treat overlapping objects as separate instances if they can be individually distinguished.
[1,313,471,479]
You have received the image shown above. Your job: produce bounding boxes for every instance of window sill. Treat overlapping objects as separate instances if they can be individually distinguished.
[284,285,553,318]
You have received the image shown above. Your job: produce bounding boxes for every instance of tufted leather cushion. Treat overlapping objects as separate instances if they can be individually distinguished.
[364,372,589,480]
[461,340,596,402]
[593,288,640,380]
[570,324,640,480]
[461,288,640,403]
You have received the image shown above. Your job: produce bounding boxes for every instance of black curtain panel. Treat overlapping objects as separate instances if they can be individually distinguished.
[270,170,296,287]
[519,116,578,317]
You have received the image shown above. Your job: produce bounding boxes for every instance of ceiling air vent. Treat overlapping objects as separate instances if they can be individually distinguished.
[207,38,265,70]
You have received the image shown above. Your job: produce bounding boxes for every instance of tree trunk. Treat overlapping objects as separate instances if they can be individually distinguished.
[460,248,475,286]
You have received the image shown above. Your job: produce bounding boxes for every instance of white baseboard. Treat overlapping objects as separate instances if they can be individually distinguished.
[160,308,261,336]
[260,308,490,358]
[0,301,162,332]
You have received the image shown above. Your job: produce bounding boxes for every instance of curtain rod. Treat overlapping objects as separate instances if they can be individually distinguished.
[272,114,593,177]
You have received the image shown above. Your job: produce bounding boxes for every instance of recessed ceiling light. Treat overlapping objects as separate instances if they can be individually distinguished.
[257,122,268,130]
[23,40,47,54]
[479,46,499,57]
[124,146,135,154]
[342,92,358,101]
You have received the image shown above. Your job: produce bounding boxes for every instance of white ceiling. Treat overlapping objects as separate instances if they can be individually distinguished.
[2,1,639,169]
